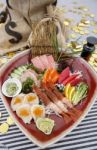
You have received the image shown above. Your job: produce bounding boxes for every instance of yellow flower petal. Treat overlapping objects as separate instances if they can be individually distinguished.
[0,123,9,134]
[7,116,15,125]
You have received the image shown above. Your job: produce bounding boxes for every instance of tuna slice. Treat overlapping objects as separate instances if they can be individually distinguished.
[31,56,45,71]
[58,67,70,84]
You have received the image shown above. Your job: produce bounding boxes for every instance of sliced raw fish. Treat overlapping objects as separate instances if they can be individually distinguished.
[47,55,56,68]
[31,56,45,71]
[39,55,49,69]
[20,69,38,85]
[58,67,70,84]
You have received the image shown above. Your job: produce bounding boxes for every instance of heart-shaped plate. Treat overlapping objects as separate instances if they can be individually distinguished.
[0,49,97,148]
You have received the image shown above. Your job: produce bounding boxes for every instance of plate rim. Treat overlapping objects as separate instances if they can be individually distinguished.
[0,50,97,148]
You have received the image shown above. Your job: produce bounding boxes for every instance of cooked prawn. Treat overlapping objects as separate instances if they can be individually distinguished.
[48,83,81,117]
[33,86,71,122]
[41,83,77,121]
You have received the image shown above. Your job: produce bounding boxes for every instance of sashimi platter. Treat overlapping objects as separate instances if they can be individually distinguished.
[0,50,97,148]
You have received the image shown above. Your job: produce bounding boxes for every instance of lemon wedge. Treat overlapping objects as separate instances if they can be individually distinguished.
[64,83,71,98]
[68,87,75,101]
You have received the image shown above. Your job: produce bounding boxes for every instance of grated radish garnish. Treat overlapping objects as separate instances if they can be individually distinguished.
[45,106,62,118]
[73,71,82,76]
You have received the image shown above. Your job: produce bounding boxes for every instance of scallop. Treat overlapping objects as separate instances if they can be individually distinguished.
[24,93,39,105]
[16,104,32,124]
[31,104,45,121]
[11,94,25,111]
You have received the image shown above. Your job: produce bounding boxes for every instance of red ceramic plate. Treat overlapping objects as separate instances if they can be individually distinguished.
[0,49,97,148]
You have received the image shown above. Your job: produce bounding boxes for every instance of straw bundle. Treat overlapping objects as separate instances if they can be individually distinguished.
[30,20,59,59]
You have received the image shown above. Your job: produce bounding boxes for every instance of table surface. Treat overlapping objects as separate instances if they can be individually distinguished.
[0,0,97,150]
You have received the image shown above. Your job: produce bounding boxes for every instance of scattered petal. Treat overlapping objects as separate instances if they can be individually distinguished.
[81,19,90,25]
[89,57,94,62]
[0,123,9,134]
[7,53,15,58]
[64,21,69,26]
[0,58,8,66]
[91,21,97,26]
[70,34,77,39]
[7,116,15,125]
[79,31,85,35]
[78,23,86,27]
[93,29,97,34]
[89,14,95,18]
[92,66,97,72]
[92,54,97,58]
[77,27,83,31]
[84,30,89,34]
[89,61,94,66]
[83,8,89,12]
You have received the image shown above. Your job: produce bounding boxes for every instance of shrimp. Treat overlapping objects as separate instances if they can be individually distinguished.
[33,86,71,122]
[41,83,77,121]
[48,83,81,117]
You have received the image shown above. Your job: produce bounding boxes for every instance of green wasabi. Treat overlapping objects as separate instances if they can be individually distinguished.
[36,118,55,135]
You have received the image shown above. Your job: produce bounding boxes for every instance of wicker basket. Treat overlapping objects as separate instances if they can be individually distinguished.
[30,20,72,61]
[31,21,59,59]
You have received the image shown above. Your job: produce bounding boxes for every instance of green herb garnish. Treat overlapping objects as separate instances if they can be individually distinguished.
[72,82,88,105]
[22,77,34,94]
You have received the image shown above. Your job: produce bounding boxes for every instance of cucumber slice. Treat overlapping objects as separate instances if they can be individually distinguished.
[10,65,27,78]
[13,69,21,75]
[17,67,25,73]
[10,73,19,78]
[21,66,27,71]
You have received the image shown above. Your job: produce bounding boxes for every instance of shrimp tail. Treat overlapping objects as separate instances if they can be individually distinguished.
[61,112,72,124]
[66,111,77,122]
[70,107,82,117]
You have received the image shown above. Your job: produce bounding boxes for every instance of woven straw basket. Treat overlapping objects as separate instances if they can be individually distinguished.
[31,21,59,60]
[30,20,72,62]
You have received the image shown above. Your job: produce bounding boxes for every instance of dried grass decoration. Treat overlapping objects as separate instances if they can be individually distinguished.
[29,5,68,59]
